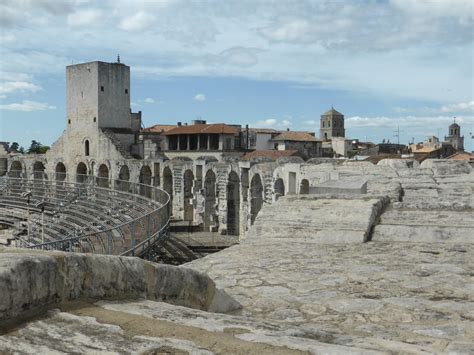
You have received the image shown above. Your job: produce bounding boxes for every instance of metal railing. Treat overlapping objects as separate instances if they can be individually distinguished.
[0,170,170,257]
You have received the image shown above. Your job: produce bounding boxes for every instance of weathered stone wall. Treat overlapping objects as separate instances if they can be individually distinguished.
[0,248,240,326]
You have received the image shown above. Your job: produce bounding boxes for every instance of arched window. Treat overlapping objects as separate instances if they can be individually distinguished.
[85,140,90,156]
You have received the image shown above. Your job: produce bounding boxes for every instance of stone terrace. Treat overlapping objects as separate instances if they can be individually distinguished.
[0,160,473,354]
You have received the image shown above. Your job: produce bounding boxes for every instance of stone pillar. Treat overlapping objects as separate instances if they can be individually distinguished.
[207,134,210,150]
[197,135,201,151]
[186,135,190,151]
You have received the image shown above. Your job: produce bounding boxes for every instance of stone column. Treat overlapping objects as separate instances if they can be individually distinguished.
[186,135,190,151]
[207,134,210,150]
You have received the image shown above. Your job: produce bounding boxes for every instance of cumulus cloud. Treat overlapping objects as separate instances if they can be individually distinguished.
[440,101,474,113]
[0,81,41,95]
[0,100,56,111]
[143,97,155,104]
[119,11,155,31]
[345,115,474,130]
[67,9,102,27]
[255,118,292,128]
[303,120,317,125]
[194,94,206,102]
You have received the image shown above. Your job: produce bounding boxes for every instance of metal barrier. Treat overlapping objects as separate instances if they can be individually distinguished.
[0,170,170,257]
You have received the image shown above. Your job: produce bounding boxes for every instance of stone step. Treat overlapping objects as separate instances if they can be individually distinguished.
[372,224,474,243]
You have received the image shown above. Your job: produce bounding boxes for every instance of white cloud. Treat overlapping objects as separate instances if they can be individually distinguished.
[440,101,474,113]
[143,97,155,104]
[119,11,155,31]
[0,95,6,99]
[303,120,317,125]
[345,115,474,130]
[0,100,56,112]
[0,81,41,95]
[255,118,292,128]
[67,9,102,27]
[194,94,206,102]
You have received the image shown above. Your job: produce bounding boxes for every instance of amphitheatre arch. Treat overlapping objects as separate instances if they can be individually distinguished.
[203,169,217,230]
[274,178,285,201]
[76,162,87,182]
[97,164,109,188]
[250,174,263,225]
[117,165,130,191]
[139,165,152,197]
[227,171,240,235]
[163,167,173,215]
[183,169,194,222]
[55,162,66,181]
[300,179,309,194]
[10,161,23,177]
[33,161,46,180]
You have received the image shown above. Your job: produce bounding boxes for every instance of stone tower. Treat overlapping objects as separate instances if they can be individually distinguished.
[444,120,464,151]
[66,61,131,130]
[320,107,345,141]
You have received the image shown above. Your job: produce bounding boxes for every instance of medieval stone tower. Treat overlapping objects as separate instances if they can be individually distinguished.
[320,107,345,141]
[444,120,464,151]
[66,60,131,130]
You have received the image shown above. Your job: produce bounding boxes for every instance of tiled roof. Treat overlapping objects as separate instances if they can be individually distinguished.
[242,150,299,161]
[272,131,317,142]
[142,124,177,133]
[164,123,237,135]
[411,146,438,153]
[248,128,280,134]
[447,152,474,161]
[322,107,343,116]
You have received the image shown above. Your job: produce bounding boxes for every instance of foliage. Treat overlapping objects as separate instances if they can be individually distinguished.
[27,140,50,154]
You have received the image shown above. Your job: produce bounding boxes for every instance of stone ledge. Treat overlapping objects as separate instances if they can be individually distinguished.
[0,248,241,325]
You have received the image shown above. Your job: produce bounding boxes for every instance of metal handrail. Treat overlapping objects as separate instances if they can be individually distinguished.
[0,170,170,256]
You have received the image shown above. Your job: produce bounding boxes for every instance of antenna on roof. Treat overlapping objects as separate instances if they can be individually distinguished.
[117,54,121,63]
[453,116,456,124]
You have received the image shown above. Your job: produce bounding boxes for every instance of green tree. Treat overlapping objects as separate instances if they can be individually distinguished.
[9,142,19,152]
[27,140,50,154]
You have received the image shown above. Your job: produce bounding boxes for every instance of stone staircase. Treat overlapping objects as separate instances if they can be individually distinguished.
[101,129,134,159]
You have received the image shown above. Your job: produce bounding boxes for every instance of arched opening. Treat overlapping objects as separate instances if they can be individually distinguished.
[227,171,240,235]
[163,167,173,215]
[33,161,46,180]
[55,162,66,181]
[203,170,216,230]
[139,165,152,197]
[324,132,328,140]
[117,165,130,191]
[183,169,194,222]
[300,179,309,194]
[76,162,87,183]
[250,174,263,225]
[9,161,23,178]
[97,164,109,188]
[274,178,285,201]
[85,140,90,156]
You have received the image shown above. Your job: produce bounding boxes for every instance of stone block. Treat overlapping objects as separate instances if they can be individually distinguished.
[309,179,367,195]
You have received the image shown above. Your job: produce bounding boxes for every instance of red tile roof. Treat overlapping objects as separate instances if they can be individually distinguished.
[142,124,177,133]
[242,150,299,161]
[272,131,317,142]
[164,123,237,135]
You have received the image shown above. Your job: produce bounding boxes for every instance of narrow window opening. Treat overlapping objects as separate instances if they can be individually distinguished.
[81,91,84,98]
[125,89,128,94]
[93,117,96,123]
[101,86,104,92]
[85,140,90,156]
[68,119,71,124]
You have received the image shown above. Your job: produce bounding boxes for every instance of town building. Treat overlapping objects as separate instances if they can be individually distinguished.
[320,107,345,141]
[444,120,464,151]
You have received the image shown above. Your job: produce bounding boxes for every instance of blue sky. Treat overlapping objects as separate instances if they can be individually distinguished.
[0,0,473,151]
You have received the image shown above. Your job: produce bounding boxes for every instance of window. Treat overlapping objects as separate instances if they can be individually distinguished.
[93,117,96,123]
[101,86,104,92]
[68,119,71,124]
[328,121,331,127]
[322,121,325,127]
[85,140,90,156]
[125,89,128,94]
[81,91,84,98]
